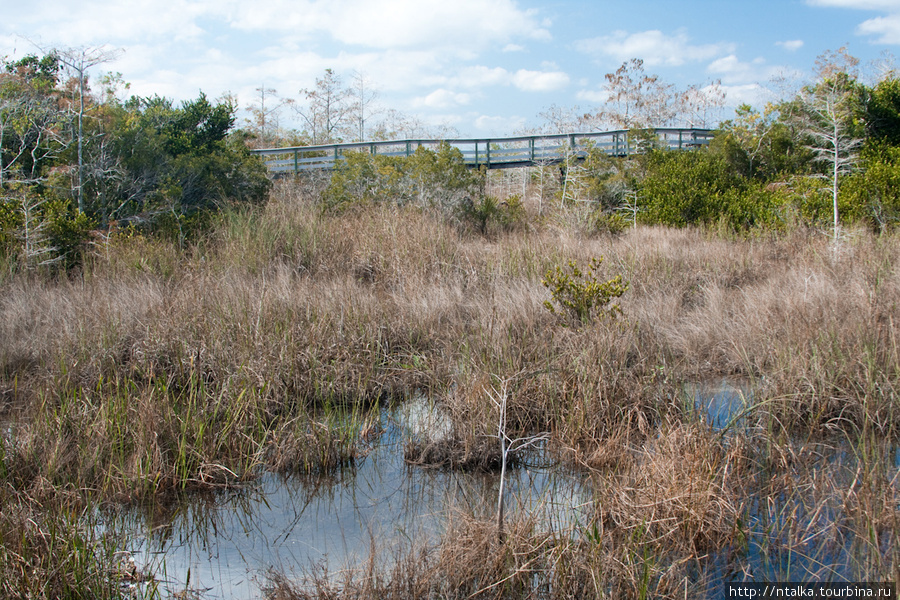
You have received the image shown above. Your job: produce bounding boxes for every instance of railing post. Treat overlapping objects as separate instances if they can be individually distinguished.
[529,138,535,164]
[294,150,299,174]
[486,142,490,168]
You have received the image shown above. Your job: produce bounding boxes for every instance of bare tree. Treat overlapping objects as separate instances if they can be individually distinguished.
[640,76,677,127]
[604,59,659,128]
[537,103,581,134]
[0,72,67,186]
[245,84,292,148]
[814,46,860,82]
[0,88,24,189]
[349,71,380,142]
[296,68,353,144]
[53,44,123,212]
[486,377,548,544]
[679,80,726,128]
[801,79,863,241]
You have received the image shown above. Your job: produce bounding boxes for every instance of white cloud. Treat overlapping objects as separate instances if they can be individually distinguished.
[454,66,512,88]
[776,40,805,51]
[806,0,900,9]
[225,0,550,51]
[858,13,900,42]
[806,0,900,44]
[707,54,800,86]
[718,83,778,108]
[445,65,568,93]
[512,69,569,92]
[413,89,472,109]
[4,0,550,63]
[3,0,214,47]
[575,88,611,103]
[575,29,735,67]
[473,114,527,134]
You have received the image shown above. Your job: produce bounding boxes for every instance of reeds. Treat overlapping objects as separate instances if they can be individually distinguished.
[1,179,898,597]
[0,486,132,599]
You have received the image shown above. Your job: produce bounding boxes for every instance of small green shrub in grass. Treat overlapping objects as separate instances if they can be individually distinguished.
[542,257,628,325]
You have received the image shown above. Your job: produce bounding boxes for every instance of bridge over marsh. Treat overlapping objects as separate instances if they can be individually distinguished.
[250,128,714,175]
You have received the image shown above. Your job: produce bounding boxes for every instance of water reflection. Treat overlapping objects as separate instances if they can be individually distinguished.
[99,386,898,598]
[115,403,591,599]
[691,379,751,430]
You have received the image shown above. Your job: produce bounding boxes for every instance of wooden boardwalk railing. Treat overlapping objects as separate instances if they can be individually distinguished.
[250,128,714,175]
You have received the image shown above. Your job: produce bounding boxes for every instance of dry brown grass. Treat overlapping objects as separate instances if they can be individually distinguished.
[2,182,899,486]
[592,423,751,566]
[1,179,899,597]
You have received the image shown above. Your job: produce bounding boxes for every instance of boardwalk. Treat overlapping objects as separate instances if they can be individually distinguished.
[251,128,714,175]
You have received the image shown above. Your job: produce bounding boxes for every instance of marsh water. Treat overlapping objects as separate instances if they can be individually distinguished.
[113,398,592,598]
[103,384,897,599]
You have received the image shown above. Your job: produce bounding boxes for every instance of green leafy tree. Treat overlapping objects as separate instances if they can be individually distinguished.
[862,77,900,145]
[102,93,269,240]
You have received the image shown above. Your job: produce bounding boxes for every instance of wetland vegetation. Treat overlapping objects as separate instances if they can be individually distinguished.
[1,47,899,599]
[2,180,899,597]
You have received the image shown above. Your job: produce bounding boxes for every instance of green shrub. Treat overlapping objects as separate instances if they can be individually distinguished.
[44,198,95,270]
[591,210,629,235]
[542,257,628,325]
[461,193,528,235]
[841,143,900,231]
[323,142,484,216]
[322,151,408,209]
[639,149,745,227]
[0,199,23,260]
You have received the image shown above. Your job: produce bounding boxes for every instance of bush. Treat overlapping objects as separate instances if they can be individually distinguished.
[323,142,484,216]
[460,193,527,235]
[841,143,900,231]
[0,199,23,260]
[542,257,628,325]
[591,210,629,235]
[639,149,745,227]
[322,151,408,208]
[44,198,95,270]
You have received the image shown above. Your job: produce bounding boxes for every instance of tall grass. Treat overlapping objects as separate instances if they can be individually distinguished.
[1,178,898,597]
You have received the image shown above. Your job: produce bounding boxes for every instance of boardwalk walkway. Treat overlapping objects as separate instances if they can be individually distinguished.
[251,128,714,175]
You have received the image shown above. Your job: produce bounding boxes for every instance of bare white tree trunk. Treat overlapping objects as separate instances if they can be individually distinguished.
[801,80,862,243]
[487,378,548,544]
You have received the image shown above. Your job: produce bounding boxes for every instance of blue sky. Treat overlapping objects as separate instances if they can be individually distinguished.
[3,0,900,138]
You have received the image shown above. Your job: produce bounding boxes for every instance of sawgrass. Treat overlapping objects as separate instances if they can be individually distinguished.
[0,178,898,597]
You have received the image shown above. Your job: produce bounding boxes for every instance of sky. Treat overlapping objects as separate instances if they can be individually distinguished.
[3,0,900,138]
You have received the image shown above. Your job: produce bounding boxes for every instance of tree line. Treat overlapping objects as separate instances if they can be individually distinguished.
[0,47,271,268]
[524,48,900,237]
[1,45,899,272]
